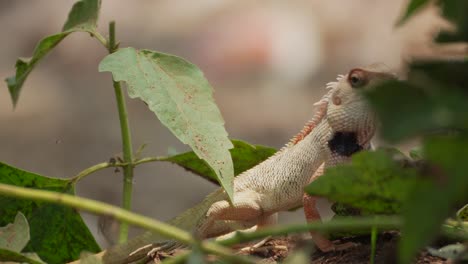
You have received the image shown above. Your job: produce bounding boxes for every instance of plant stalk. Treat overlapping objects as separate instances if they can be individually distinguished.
[107,21,135,244]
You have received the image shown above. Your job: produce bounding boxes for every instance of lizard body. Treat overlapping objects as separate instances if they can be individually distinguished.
[102,64,395,264]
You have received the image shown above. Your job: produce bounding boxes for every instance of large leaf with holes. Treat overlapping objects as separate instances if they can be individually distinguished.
[5,0,101,106]
[305,150,420,214]
[99,47,235,200]
[0,162,100,263]
[161,139,276,184]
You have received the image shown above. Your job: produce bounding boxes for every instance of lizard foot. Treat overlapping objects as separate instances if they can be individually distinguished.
[238,236,273,253]
[128,240,180,261]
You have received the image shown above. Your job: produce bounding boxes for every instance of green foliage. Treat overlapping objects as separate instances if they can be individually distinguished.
[0,162,100,263]
[398,0,468,42]
[99,47,235,200]
[397,0,430,25]
[5,0,101,106]
[0,212,45,264]
[400,136,468,263]
[305,150,419,214]
[365,62,468,142]
[161,139,276,184]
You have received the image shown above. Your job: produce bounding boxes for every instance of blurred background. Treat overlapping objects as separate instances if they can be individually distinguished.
[0,0,448,247]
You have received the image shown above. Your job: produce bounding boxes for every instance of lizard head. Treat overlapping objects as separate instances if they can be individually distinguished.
[324,64,396,146]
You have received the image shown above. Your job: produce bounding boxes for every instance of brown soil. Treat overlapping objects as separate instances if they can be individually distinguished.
[238,232,447,264]
[152,232,447,263]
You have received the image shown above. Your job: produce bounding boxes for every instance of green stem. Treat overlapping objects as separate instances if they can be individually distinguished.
[91,31,108,48]
[113,79,134,244]
[370,225,378,264]
[0,183,254,264]
[105,21,135,244]
[69,157,166,184]
[218,216,402,246]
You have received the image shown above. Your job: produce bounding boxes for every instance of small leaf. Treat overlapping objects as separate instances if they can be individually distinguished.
[0,248,45,264]
[161,139,276,184]
[399,136,468,264]
[0,212,29,252]
[5,0,101,107]
[62,0,101,32]
[99,48,235,200]
[396,0,430,26]
[0,162,100,263]
[305,150,419,214]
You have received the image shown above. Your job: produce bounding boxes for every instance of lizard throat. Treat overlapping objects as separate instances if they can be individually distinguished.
[327,131,363,157]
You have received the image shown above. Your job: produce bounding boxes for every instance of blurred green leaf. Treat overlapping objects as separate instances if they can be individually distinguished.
[161,139,276,184]
[0,212,29,252]
[305,150,419,214]
[366,62,468,142]
[99,47,236,200]
[399,136,468,263]
[0,162,100,264]
[458,204,468,221]
[409,146,423,160]
[436,0,468,42]
[5,0,101,106]
[397,0,430,26]
[0,249,45,264]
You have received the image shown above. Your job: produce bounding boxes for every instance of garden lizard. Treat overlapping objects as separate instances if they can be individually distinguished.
[101,64,395,264]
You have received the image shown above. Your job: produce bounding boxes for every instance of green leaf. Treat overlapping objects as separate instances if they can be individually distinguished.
[305,150,419,214]
[62,0,101,32]
[0,249,45,264]
[366,62,468,142]
[458,204,468,221]
[436,0,468,43]
[99,47,236,200]
[161,139,276,184]
[5,0,101,107]
[397,0,430,26]
[409,146,423,160]
[0,212,29,252]
[0,162,100,264]
[399,136,468,263]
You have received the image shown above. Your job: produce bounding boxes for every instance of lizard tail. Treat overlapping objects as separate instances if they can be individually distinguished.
[102,189,226,264]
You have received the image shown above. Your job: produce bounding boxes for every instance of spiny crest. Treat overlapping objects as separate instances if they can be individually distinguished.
[286,74,345,148]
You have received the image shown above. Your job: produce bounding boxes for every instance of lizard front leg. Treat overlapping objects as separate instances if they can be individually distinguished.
[303,164,356,252]
[198,190,263,238]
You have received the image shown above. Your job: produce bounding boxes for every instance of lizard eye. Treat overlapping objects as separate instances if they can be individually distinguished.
[347,69,367,88]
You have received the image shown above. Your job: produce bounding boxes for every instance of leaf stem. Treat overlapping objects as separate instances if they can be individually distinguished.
[69,157,167,184]
[0,183,254,264]
[91,31,108,48]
